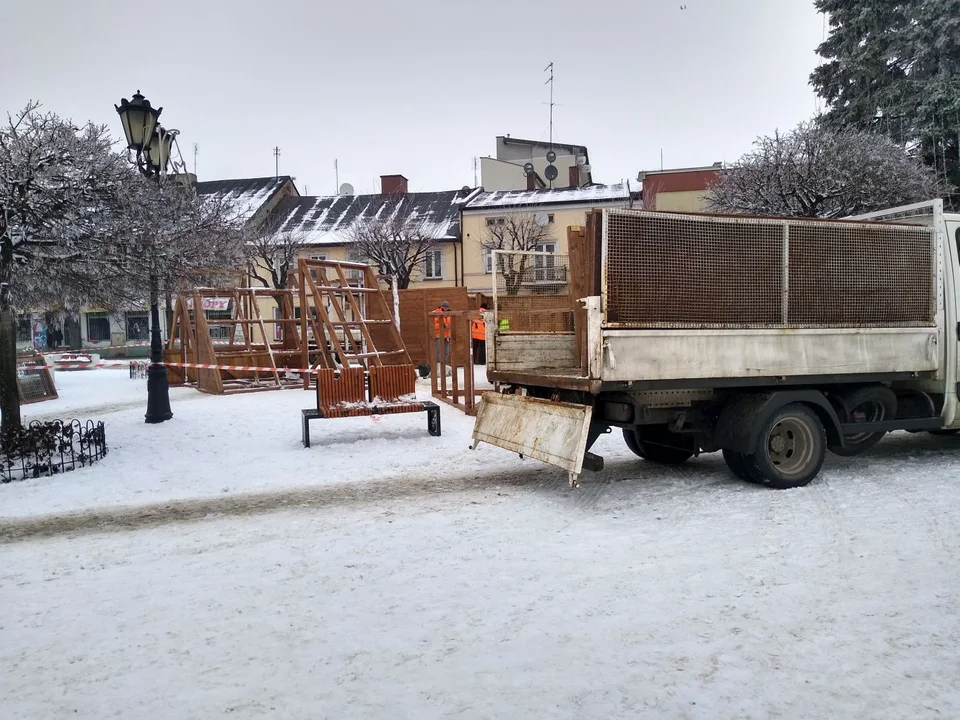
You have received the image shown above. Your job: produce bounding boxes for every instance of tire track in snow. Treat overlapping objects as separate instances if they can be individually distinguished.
[0,465,559,543]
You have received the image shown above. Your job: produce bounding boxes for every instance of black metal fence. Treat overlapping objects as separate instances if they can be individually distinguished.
[1,420,108,484]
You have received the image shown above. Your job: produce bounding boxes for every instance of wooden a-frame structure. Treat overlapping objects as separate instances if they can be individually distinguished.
[166,286,304,394]
[296,258,411,388]
[166,259,413,395]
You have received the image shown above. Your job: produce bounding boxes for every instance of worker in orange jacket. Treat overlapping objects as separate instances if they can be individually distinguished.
[471,305,487,365]
[434,301,451,366]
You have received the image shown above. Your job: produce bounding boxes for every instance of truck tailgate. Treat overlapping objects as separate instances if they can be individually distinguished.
[472,392,593,480]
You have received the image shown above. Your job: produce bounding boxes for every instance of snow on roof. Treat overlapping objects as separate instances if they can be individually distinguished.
[269,189,477,246]
[465,181,634,210]
[195,176,292,223]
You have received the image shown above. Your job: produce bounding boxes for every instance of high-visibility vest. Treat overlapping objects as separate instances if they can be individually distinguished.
[498,317,510,332]
[471,316,485,341]
[433,309,451,339]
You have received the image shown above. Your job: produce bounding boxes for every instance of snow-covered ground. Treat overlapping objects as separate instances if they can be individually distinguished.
[3,367,525,520]
[4,370,960,718]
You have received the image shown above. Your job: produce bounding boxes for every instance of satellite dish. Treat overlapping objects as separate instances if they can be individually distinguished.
[544,164,559,182]
[522,162,535,177]
[461,185,471,193]
[546,150,557,163]
[534,212,549,227]
[339,182,354,196]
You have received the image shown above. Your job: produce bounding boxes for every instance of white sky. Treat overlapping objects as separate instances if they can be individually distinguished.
[0,0,825,195]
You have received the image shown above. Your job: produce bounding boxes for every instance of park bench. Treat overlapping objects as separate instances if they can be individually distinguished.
[302,365,441,448]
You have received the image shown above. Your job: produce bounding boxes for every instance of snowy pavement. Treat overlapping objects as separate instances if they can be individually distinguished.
[5,471,960,718]
[4,371,960,717]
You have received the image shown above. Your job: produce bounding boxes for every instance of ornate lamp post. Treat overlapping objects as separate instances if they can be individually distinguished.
[114,90,179,424]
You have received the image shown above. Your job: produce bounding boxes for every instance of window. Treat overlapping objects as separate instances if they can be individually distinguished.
[485,217,505,227]
[16,315,31,343]
[547,213,555,224]
[424,250,443,280]
[484,248,494,274]
[273,307,283,342]
[310,254,327,261]
[533,243,559,282]
[125,312,149,341]
[206,309,232,340]
[345,249,364,281]
[86,312,111,343]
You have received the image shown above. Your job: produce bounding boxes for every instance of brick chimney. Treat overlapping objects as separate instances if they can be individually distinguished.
[380,174,408,194]
[568,165,580,188]
[526,171,537,191]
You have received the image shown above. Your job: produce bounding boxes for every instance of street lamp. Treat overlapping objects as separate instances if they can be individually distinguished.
[115,90,175,424]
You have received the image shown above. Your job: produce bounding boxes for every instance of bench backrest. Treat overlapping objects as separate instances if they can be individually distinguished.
[316,367,367,412]
[369,364,416,403]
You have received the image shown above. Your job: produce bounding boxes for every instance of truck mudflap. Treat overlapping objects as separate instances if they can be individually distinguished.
[471,391,594,487]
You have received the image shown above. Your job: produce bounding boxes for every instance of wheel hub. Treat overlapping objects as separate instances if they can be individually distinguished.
[770,434,787,454]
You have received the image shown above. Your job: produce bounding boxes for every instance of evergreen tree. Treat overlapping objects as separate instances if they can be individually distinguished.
[811,0,960,203]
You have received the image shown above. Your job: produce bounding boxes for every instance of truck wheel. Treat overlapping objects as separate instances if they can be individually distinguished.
[722,449,755,481]
[622,425,695,465]
[746,403,826,489]
[829,385,897,457]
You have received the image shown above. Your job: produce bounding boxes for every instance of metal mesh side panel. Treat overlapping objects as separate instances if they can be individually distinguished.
[788,223,934,326]
[493,251,575,332]
[603,209,936,328]
[604,212,783,326]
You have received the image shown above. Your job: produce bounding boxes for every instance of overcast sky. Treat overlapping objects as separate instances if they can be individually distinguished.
[1,0,825,195]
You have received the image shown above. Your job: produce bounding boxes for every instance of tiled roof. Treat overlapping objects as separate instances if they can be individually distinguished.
[268,188,479,245]
[195,176,294,222]
[464,182,635,210]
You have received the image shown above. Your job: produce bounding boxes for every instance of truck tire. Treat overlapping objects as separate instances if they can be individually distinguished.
[722,449,755,481]
[622,425,696,465]
[745,403,826,489]
[829,385,897,457]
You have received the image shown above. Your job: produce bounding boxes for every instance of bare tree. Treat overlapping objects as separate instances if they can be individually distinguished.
[0,103,129,432]
[706,122,943,219]
[248,225,309,294]
[88,177,249,309]
[348,201,437,290]
[481,213,552,295]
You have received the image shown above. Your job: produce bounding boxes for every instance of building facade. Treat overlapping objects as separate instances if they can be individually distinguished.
[459,182,637,294]
[480,136,593,192]
[637,163,724,213]
[260,175,479,292]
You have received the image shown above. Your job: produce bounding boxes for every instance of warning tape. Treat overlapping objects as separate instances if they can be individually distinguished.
[49,339,238,351]
[18,360,323,374]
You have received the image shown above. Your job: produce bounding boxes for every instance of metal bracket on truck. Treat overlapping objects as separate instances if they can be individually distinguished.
[471,392,594,488]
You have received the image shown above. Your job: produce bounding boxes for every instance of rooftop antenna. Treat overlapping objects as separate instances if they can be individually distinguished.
[473,156,479,186]
[334,158,339,193]
[544,61,556,188]
[192,142,199,175]
[273,146,281,179]
[545,62,554,151]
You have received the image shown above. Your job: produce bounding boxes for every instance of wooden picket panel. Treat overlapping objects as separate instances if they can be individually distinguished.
[315,367,367,418]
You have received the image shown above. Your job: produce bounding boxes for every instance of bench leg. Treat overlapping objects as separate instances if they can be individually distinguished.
[302,415,311,448]
[427,405,441,437]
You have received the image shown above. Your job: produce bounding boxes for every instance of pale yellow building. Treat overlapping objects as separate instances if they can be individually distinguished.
[459,182,637,294]
[637,163,724,213]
